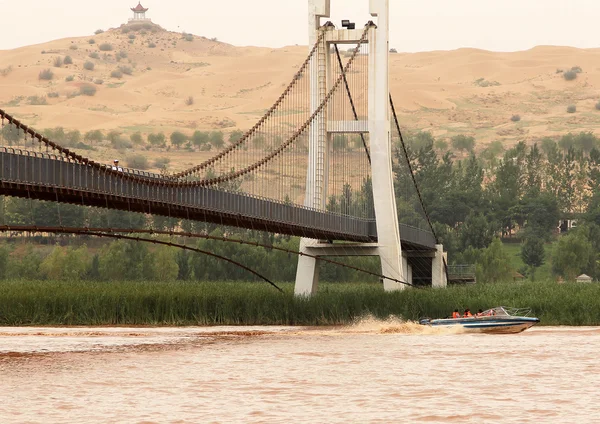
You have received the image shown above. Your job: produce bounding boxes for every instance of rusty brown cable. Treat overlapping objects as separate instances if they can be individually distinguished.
[0,225,283,292]
[170,28,329,180]
[0,224,414,287]
[197,24,373,187]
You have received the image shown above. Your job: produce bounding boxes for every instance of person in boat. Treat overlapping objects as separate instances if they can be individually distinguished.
[463,309,473,318]
[452,309,461,319]
[475,309,484,317]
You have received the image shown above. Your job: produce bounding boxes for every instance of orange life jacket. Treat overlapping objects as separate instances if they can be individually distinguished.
[464,312,473,318]
[452,312,460,318]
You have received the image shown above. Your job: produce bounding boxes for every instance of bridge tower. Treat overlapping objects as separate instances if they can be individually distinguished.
[296,0,415,295]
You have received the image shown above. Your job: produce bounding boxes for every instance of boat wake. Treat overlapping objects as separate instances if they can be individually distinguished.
[344,315,464,335]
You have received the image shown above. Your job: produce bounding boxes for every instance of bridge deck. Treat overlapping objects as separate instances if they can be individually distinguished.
[0,149,436,249]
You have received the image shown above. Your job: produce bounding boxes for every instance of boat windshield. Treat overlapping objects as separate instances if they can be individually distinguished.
[481,306,532,317]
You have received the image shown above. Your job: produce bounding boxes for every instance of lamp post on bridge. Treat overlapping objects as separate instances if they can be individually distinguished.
[295,0,447,296]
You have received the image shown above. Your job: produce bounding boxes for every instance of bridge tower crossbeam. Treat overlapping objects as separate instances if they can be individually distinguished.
[295,0,409,295]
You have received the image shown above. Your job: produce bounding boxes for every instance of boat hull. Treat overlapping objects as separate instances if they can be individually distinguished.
[419,316,540,334]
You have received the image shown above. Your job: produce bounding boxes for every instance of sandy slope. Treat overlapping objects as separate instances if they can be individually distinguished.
[1,24,600,172]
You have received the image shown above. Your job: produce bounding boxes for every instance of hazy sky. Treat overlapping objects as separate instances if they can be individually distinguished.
[0,0,597,52]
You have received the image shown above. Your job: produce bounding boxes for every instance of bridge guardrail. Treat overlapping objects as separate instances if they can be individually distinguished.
[0,149,436,248]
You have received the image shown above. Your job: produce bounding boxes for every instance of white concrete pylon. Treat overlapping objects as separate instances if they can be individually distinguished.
[295,0,405,296]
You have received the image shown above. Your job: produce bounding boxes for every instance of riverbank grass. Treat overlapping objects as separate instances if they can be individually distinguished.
[0,280,598,326]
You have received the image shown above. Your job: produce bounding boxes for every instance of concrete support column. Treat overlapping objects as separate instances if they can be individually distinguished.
[369,0,404,291]
[431,244,447,288]
[295,240,320,296]
[295,0,331,297]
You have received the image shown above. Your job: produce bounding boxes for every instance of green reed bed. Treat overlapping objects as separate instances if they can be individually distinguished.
[0,280,599,326]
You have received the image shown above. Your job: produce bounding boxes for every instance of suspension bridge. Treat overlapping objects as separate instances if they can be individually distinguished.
[0,0,447,294]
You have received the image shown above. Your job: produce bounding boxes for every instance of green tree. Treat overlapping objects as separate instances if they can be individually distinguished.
[540,137,557,156]
[588,148,600,191]
[45,127,66,142]
[407,131,435,151]
[1,124,22,145]
[551,230,594,281]
[88,254,101,280]
[88,209,147,230]
[151,215,179,231]
[489,142,527,236]
[544,140,563,201]
[453,154,485,220]
[0,244,10,280]
[107,130,121,144]
[459,212,495,251]
[192,131,210,149]
[586,189,600,227]
[252,135,266,149]
[451,135,476,152]
[99,240,153,280]
[170,131,187,148]
[40,245,66,279]
[557,146,578,213]
[573,131,599,153]
[152,245,179,281]
[176,250,192,280]
[511,193,560,241]
[475,238,513,283]
[434,139,448,151]
[127,154,149,170]
[228,130,244,145]
[84,130,104,144]
[3,198,85,227]
[210,131,225,148]
[558,133,575,151]
[523,143,544,196]
[521,235,545,280]
[487,140,504,156]
[333,134,348,149]
[66,130,81,145]
[402,142,456,226]
[130,132,143,144]
[148,132,166,148]
[8,245,42,279]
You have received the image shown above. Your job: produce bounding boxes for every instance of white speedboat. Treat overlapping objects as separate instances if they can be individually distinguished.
[419,306,540,334]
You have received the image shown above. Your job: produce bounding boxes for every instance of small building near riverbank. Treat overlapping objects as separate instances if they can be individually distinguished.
[576,274,593,283]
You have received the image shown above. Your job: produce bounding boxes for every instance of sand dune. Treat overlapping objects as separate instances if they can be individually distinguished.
[2,23,600,171]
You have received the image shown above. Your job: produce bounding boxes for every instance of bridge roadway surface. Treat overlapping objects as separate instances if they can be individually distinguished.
[0,149,436,250]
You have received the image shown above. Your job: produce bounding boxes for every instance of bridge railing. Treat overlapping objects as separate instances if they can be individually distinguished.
[447,264,476,283]
[0,150,375,239]
[0,149,437,248]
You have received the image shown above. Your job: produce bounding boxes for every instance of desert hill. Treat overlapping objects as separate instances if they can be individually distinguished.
[2,22,600,173]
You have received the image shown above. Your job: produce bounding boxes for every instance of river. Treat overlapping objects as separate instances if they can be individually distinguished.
[1,320,599,423]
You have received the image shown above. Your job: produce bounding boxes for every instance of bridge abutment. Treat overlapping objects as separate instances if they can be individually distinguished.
[432,244,448,288]
[294,240,321,296]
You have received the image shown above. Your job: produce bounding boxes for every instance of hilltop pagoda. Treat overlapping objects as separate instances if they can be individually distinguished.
[130,2,150,22]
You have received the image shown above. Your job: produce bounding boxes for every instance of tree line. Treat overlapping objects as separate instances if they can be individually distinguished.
[3,129,600,283]
[397,130,600,281]
[0,125,241,154]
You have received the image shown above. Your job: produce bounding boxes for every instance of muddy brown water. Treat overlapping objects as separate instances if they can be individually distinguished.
[1,320,599,423]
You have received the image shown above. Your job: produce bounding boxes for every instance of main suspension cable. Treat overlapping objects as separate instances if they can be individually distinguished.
[0,224,414,288]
